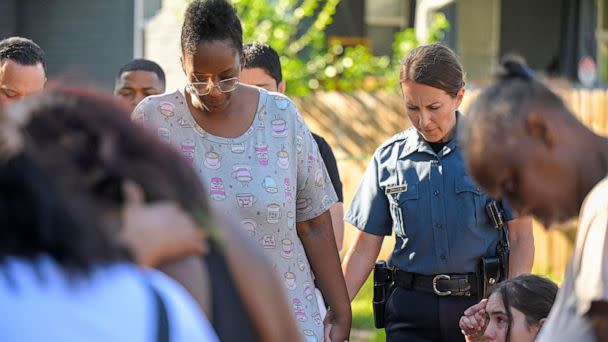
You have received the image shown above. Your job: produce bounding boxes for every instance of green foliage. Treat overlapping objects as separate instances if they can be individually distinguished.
[233,0,341,96]
[322,13,449,95]
[351,274,375,329]
[384,14,450,89]
[197,0,449,95]
[351,274,386,341]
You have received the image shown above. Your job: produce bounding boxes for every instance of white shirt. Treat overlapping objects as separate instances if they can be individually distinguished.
[537,175,608,341]
[0,255,219,342]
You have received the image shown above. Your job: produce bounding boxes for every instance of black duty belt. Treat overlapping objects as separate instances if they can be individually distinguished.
[392,268,478,297]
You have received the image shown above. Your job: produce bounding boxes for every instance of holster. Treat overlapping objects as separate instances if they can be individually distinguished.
[372,260,393,329]
[477,257,501,300]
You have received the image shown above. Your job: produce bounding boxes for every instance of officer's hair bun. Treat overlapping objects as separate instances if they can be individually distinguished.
[496,54,534,81]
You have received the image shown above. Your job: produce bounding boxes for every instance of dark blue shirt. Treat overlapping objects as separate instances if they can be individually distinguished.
[345,122,514,275]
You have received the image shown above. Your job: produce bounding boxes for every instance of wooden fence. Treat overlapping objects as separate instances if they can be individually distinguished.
[294,88,608,282]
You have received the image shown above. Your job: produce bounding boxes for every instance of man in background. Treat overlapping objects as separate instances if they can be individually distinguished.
[0,37,46,105]
[114,58,165,112]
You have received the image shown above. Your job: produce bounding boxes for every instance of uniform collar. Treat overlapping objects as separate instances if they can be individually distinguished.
[399,111,462,159]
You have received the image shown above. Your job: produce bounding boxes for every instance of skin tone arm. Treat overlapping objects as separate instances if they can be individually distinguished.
[298,211,352,341]
[330,202,345,252]
[588,301,608,341]
[507,216,535,277]
[341,230,385,301]
[120,182,211,316]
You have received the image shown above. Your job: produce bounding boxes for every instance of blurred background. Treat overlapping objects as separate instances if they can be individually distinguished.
[1,0,606,340]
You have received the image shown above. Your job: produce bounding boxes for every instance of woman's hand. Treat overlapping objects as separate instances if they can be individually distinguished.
[296,211,351,342]
[323,307,350,342]
[121,181,207,267]
[459,299,488,342]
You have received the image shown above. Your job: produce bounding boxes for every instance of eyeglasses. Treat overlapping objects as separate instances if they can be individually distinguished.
[187,76,240,96]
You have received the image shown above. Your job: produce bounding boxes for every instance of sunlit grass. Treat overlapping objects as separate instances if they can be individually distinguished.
[351,275,386,341]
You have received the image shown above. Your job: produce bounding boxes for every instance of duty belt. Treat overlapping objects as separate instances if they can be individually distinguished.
[392,268,479,297]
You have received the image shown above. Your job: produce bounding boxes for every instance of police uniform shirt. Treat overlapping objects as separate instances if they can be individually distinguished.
[346,116,514,275]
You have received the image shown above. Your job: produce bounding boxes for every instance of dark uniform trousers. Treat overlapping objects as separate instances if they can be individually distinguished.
[385,287,478,342]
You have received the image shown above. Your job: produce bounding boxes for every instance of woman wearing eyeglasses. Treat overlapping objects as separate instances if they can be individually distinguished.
[132,1,351,341]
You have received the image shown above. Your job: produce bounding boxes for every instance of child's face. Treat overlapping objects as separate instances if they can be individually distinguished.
[483,292,541,342]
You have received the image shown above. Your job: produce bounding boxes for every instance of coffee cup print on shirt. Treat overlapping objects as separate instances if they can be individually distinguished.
[314,168,325,187]
[203,150,221,170]
[307,154,316,173]
[209,177,226,201]
[241,218,257,237]
[260,234,276,249]
[230,142,245,154]
[303,330,318,342]
[273,96,290,110]
[297,254,308,272]
[157,128,171,144]
[276,150,290,170]
[311,312,323,327]
[158,101,175,121]
[267,203,282,223]
[181,139,196,166]
[281,238,294,259]
[296,198,313,215]
[262,176,278,193]
[257,110,266,130]
[236,193,257,208]
[287,211,295,230]
[177,117,191,128]
[232,164,253,185]
[303,282,314,301]
[271,118,288,138]
[284,178,294,202]
[284,271,297,290]
[296,135,304,154]
[293,298,307,322]
[255,143,269,166]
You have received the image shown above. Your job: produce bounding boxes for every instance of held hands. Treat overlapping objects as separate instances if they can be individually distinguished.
[121,181,207,267]
[459,299,488,342]
[323,307,351,342]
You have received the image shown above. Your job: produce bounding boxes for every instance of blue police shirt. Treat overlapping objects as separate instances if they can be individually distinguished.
[346,117,514,275]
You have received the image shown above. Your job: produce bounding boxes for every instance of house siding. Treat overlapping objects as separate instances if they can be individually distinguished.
[1,0,134,90]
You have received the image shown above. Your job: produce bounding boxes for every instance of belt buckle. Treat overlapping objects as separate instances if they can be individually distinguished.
[432,274,452,296]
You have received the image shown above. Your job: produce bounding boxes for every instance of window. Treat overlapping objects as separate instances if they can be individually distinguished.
[365,0,412,56]
[598,0,608,82]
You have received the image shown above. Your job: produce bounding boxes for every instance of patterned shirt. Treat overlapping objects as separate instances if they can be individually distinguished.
[133,88,337,340]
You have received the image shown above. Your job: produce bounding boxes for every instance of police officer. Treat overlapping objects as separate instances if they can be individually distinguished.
[341,44,535,342]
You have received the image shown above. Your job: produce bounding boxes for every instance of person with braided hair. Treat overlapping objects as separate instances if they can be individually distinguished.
[460,56,608,341]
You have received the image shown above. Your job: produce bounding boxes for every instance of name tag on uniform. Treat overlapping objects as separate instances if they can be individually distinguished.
[385,184,407,195]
